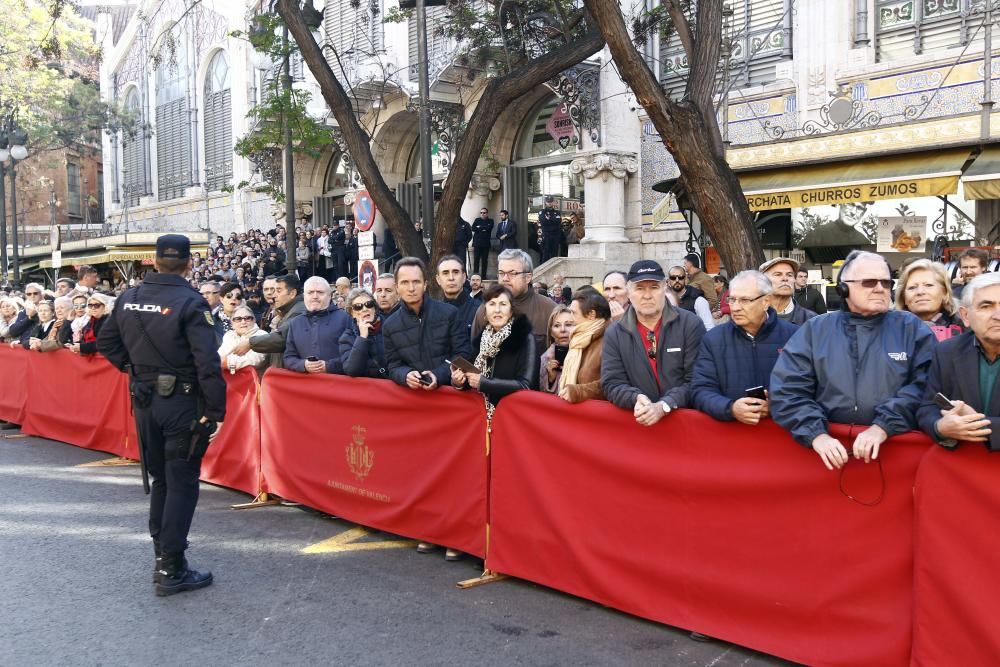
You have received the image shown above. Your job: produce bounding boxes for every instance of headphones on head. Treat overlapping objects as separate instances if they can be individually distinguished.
[835,250,894,301]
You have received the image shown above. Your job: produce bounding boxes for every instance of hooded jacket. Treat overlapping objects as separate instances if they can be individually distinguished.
[770,309,935,446]
[691,307,799,421]
[601,303,705,410]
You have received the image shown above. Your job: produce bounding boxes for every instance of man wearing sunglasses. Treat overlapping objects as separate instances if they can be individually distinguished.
[602,260,706,427]
[771,250,936,471]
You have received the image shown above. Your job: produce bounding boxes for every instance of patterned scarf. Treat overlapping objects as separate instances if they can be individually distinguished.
[474,318,513,421]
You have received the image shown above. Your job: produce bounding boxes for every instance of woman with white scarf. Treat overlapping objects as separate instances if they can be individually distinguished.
[557,287,610,403]
[218,304,268,373]
[451,284,538,421]
[0,296,27,343]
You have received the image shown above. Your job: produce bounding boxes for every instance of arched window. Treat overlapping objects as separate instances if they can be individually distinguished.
[155,30,192,201]
[203,50,232,191]
[122,87,147,206]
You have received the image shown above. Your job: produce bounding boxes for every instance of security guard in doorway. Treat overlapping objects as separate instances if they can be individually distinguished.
[98,234,226,597]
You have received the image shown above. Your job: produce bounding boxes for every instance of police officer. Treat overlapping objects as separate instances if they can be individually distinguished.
[98,234,226,597]
[537,196,562,264]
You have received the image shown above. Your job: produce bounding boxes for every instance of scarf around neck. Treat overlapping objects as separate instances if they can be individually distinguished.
[559,317,606,392]
[474,318,514,421]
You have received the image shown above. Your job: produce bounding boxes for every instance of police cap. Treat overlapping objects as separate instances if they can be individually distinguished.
[156,234,191,260]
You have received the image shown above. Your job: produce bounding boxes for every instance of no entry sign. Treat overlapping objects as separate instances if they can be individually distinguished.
[353,190,377,232]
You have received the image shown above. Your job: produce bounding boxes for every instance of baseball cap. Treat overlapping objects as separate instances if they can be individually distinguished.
[156,234,191,260]
[759,257,800,274]
[626,260,666,283]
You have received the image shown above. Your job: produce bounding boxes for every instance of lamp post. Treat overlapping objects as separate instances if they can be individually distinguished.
[0,103,28,288]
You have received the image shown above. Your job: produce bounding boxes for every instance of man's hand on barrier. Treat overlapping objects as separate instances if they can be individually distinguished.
[304,359,326,374]
[852,424,887,463]
[936,401,992,442]
[732,397,767,425]
[405,370,424,390]
[812,433,848,470]
[634,395,669,427]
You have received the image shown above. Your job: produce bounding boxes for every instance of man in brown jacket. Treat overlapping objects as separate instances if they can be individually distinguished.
[685,253,719,311]
[471,249,556,351]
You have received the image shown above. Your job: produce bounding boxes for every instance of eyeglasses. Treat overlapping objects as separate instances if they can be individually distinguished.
[201,290,219,296]
[231,315,255,323]
[497,270,528,279]
[726,294,767,306]
[646,331,657,360]
[667,275,685,282]
[843,278,894,290]
[352,300,377,311]
[26,292,40,296]
[73,303,86,309]
[87,303,104,309]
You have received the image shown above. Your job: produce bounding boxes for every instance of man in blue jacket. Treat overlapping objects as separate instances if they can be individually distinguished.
[770,251,936,470]
[692,271,798,424]
[283,276,350,374]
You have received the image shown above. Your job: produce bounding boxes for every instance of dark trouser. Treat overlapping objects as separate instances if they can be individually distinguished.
[334,250,347,280]
[134,394,203,555]
[473,247,490,278]
[541,236,559,264]
[348,256,358,280]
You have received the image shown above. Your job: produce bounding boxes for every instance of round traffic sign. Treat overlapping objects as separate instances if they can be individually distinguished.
[353,190,377,232]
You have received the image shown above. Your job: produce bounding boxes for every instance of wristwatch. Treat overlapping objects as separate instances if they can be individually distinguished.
[660,401,672,414]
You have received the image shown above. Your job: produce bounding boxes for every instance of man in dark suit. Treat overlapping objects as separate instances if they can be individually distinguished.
[918,272,1000,451]
[496,209,517,252]
[471,207,494,278]
[453,217,473,269]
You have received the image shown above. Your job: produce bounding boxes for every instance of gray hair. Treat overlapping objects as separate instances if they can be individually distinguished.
[840,251,889,281]
[232,304,256,320]
[961,272,1000,308]
[346,287,374,306]
[24,282,44,294]
[497,249,533,273]
[730,270,774,296]
[54,296,73,311]
[303,276,332,292]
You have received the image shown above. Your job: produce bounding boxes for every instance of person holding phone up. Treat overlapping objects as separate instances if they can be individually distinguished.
[691,270,798,425]
[539,306,574,393]
[917,272,1000,451]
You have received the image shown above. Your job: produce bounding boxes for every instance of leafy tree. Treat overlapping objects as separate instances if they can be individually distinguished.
[582,0,765,273]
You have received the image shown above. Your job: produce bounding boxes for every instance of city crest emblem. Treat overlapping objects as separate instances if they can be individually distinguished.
[345,425,375,481]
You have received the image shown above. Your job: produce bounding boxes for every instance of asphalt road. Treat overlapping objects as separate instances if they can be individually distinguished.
[0,432,794,667]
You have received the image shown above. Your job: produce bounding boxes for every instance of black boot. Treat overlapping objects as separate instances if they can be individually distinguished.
[153,541,162,585]
[155,552,213,597]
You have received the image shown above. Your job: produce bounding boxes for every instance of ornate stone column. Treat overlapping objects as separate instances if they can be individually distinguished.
[460,173,501,222]
[569,150,638,243]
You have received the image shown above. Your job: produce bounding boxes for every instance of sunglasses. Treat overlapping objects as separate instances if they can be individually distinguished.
[842,278,894,290]
[26,292,41,296]
[73,304,86,309]
[646,331,657,360]
[87,303,104,309]
[667,275,685,282]
[352,300,377,311]
[231,315,255,323]
[225,293,243,300]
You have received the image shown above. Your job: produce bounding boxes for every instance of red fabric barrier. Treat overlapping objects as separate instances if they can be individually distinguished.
[260,369,488,557]
[19,350,135,458]
[0,346,28,424]
[199,367,262,496]
[912,445,1000,666]
[487,393,932,667]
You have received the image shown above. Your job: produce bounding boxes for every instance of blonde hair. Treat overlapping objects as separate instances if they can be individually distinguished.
[546,305,573,347]
[895,259,955,315]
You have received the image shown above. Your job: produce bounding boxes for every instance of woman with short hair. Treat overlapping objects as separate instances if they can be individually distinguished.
[895,259,963,341]
[38,296,74,351]
[218,304,268,372]
[26,301,57,350]
[0,296,27,344]
[557,287,611,403]
[217,282,244,332]
[339,288,388,379]
[69,293,112,355]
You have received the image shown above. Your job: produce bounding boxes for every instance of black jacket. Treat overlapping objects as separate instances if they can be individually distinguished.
[384,298,472,388]
[443,291,480,339]
[601,304,705,410]
[467,315,538,406]
[338,315,388,379]
[675,285,705,312]
[496,218,517,250]
[917,331,1000,452]
[472,217,494,248]
[453,219,473,256]
[794,286,827,314]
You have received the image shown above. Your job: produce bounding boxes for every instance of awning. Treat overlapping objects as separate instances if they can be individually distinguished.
[961,145,1000,200]
[38,245,208,269]
[739,148,971,211]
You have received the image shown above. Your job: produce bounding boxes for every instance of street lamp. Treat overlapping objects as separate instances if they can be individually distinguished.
[0,103,29,287]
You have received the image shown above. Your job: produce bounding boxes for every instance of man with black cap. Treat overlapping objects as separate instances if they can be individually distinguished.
[538,196,562,264]
[98,233,226,597]
[602,260,705,426]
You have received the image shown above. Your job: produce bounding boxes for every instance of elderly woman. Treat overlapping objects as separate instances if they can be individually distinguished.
[217,282,244,332]
[896,258,964,341]
[451,284,538,419]
[713,274,731,321]
[339,288,387,379]
[37,296,74,351]
[558,287,611,403]
[69,293,111,355]
[0,296,27,344]
[26,301,57,350]
[539,305,575,393]
[218,304,268,372]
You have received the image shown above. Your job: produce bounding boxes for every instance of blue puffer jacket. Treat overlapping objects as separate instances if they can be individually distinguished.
[769,309,936,446]
[383,298,472,387]
[283,304,351,374]
[338,314,387,379]
[691,308,799,421]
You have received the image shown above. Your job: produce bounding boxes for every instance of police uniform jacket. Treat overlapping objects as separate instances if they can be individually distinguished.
[538,208,562,238]
[97,273,227,422]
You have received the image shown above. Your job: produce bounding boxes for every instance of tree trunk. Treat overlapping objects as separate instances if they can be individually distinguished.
[277,0,427,262]
[583,0,764,273]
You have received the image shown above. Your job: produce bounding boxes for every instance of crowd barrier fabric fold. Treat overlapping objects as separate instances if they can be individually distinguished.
[198,367,262,496]
[19,349,133,458]
[260,369,489,558]
[0,346,28,424]
[487,392,931,667]
[912,444,1000,667]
